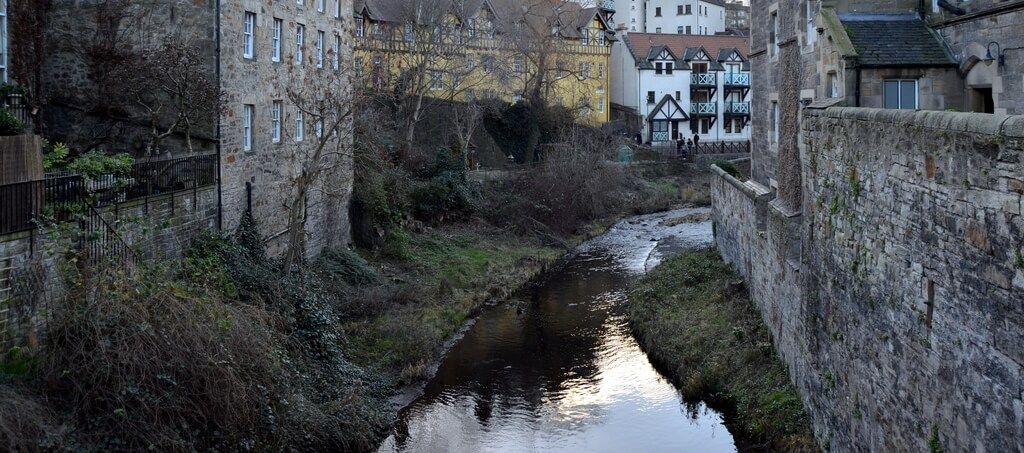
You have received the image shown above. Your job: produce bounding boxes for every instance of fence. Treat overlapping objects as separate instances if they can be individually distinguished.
[640,141,751,161]
[3,93,30,126]
[1,154,218,236]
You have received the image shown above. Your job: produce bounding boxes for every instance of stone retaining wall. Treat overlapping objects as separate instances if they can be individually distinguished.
[712,107,1024,451]
[0,186,218,346]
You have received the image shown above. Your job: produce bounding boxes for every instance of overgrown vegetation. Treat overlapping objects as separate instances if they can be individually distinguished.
[628,249,817,451]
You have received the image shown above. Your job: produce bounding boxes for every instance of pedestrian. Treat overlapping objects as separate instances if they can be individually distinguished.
[692,133,700,155]
[635,131,642,145]
[676,137,685,157]
[684,138,693,159]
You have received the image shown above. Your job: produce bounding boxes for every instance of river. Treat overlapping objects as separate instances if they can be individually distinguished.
[377,208,736,453]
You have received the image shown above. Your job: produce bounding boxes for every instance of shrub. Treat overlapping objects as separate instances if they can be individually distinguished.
[0,109,24,136]
[409,149,477,222]
[317,248,381,287]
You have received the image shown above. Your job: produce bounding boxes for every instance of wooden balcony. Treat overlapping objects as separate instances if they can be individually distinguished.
[724,102,750,116]
[690,102,717,116]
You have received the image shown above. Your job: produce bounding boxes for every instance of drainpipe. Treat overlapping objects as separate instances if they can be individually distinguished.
[215,0,224,230]
[855,67,862,107]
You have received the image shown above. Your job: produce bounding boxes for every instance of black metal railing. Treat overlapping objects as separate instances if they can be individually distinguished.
[1,154,217,236]
[3,93,30,125]
[79,206,140,267]
[693,141,750,155]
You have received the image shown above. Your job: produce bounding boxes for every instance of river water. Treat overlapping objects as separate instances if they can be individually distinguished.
[377,208,736,453]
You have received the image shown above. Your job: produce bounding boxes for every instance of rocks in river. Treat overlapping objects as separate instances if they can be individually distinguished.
[661,212,712,226]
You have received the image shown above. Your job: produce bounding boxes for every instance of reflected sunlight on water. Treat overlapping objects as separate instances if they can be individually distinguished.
[378,208,733,453]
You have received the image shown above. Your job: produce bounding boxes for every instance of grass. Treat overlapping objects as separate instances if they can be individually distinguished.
[343,223,562,384]
[628,249,817,451]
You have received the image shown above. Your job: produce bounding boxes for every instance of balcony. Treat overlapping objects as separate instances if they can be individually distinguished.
[723,73,750,87]
[724,102,750,116]
[690,102,717,115]
[690,73,716,87]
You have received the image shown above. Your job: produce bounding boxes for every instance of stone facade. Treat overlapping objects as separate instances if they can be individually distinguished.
[933,3,1024,115]
[219,0,354,257]
[713,107,1024,451]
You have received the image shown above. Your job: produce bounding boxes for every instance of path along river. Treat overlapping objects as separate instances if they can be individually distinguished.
[378,208,736,453]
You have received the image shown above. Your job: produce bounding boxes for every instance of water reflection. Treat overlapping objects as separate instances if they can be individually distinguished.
[379,208,735,453]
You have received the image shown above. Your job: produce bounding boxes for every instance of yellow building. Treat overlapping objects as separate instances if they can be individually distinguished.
[353,0,615,125]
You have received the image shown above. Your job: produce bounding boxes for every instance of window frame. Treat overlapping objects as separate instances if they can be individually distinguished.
[883,79,919,110]
[295,24,305,65]
[271,18,283,62]
[295,109,305,142]
[243,11,256,59]
[243,104,254,151]
[316,30,325,68]
[271,101,282,143]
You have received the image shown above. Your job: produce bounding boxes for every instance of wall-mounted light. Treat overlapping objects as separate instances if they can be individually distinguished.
[984,41,1005,67]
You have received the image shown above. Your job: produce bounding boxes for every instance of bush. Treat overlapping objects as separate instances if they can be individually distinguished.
[317,248,382,287]
[0,109,24,136]
[409,149,477,222]
[714,160,740,178]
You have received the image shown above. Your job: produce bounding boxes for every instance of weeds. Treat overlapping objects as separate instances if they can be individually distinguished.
[628,249,816,451]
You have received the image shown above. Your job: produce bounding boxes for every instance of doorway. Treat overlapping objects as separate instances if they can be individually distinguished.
[970,87,994,114]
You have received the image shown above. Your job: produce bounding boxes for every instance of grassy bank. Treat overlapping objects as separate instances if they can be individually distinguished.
[628,249,817,451]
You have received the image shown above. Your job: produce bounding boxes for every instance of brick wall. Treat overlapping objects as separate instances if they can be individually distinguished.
[712,107,1024,451]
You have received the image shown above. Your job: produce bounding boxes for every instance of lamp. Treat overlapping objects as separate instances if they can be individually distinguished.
[984,41,1005,67]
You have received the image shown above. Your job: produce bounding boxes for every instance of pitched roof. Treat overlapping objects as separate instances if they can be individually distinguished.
[622,33,750,66]
[838,13,955,67]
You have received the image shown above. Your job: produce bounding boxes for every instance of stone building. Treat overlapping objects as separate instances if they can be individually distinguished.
[611,0,727,34]
[12,0,355,259]
[711,0,1024,450]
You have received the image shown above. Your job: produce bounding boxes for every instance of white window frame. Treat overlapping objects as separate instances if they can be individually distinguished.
[271,18,283,62]
[335,0,342,18]
[271,101,282,143]
[357,19,365,37]
[0,2,8,83]
[243,12,256,59]
[333,34,341,70]
[317,0,325,13]
[295,24,305,65]
[315,118,323,138]
[884,79,919,110]
[295,109,305,142]
[297,0,304,6]
[806,1,816,48]
[316,30,325,68]
[243,104,254,151]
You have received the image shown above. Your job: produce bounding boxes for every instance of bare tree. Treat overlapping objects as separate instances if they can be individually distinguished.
[277,55,358,271]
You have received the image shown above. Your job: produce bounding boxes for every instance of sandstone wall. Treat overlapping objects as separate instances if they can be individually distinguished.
[712,107,1024,451]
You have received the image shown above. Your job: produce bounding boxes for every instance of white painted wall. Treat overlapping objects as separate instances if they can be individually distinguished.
[643,0,726,35]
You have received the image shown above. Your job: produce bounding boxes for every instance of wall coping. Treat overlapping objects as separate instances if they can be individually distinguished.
[710,163,771,201]
[808,107,1024,138]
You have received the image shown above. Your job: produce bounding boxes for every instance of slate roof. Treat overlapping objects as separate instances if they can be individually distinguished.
[622,33,750,70]
[838,13,955,67]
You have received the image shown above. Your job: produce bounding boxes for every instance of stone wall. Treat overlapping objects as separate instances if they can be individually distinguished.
[0,187,218,346]
[712,107,1024,451]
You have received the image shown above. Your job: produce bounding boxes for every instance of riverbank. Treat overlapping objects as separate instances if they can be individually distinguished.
[628,249,817,451]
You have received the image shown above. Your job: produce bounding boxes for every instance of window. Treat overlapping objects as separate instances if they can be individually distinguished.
[272,18,283,62]
[884,79,918,110]
[513,56,524,74]
[315,118,323,138]
[771,101,779,143]
[675,91,681,100]
[333,34,341,70]
[0,1,6,82]
[243,12,256,59]
[335,0,342,18]
[582,30,590,46]
[677,5,684,15]
[243,104,254,151]
[686,25,692,34]
[655,7,662,16]
[665,62,673,75]
[806,1,816,47]
[597,63,604,79]
[356,20,365,37]
[647,91,656,103]
[295,24,305,64]
[354,57,364,81]
[725,118,733,134]
[827,72,839,97]
[685,4,692,14]
[295,109,305,142]
[769,12,778,58]
[677,26,684,34]
[699,118,710,134]
[373,23,382,36]
[297,0,304,6]
[655,27,662,33]
[580,62,591,79]
[404,23,415,41]
[597,95,605,113]
[317,0,325,13]
[655,62,663,75]
[271,101,282,143]
[430,70,443,90]
[316,30,325,68]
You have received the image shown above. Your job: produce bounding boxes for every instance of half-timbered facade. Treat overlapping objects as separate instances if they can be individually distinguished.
[353,0,616,124]
[611,32,750,144]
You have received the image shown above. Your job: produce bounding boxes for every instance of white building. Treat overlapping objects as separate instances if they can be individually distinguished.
[611,33,750,144]
[611,0,726,34]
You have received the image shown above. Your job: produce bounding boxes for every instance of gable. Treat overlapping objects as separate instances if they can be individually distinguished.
[648,95,689,121]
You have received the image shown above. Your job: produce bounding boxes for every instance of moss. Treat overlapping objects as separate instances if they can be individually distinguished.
[1014,248,1023,270]
[929,424,945,453]
[628,249,817,451]
[714,160,740,178]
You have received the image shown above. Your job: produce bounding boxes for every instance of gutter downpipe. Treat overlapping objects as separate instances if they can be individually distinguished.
[215,0,224,230]
[855,67,862,107]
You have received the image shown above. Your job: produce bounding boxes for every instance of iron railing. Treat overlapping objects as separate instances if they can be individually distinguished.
[0,154,217,236]
[2,93,30,125]
[693,141,750,155]
[723,73,750,86]
[79,206,140,267]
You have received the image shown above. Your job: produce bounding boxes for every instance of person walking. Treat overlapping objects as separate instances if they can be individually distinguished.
[684,138,693,159]
[692,133,701,156]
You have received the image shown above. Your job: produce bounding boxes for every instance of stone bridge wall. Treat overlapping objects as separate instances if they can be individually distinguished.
[711,107,1024,451]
